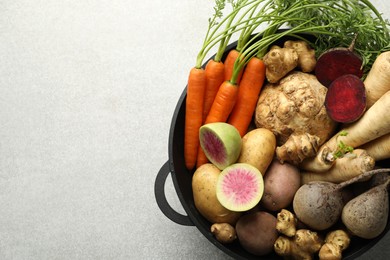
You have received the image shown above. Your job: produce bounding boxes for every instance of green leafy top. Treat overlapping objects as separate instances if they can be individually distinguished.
[194,0,390,76]
[333,130,355,159]
[271,0,390,75]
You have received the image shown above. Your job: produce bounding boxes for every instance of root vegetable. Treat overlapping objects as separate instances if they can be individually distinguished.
[301,149,375,184]
[237,128,276,175]
[341,177,390,239]
[202,60,225,122]
[210,223,237,244]
[318,230,350,260]
[276,209,298,237]
[263,45,298,83]
[284,40,316,73]
[360,133,390,161]
[199,122,242,170]
[324,230,350,251]
[300,90,390,172]
[184,68,206,170]
[324,74,366,123]
[216,163,264,212]
[255,71,337,164]
[293,168,389,231]
[319,243,342,260]
[274,229,323,260]
[364,51,390,108]
[236,211,278,256]
[227,57,266,137]
[293,181,344,231]
[192,163,241,225]
[196,81,239,168]
[276,133,320,165]
[315,35,363,87]
[260,160,301,211]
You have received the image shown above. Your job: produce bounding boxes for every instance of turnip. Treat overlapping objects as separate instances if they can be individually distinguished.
[342,177,390,239]
[293,168,390,231]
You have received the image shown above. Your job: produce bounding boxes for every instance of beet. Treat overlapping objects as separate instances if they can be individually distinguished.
[293,168,390,231]
[325,74,366,123]
[315,36,363,87]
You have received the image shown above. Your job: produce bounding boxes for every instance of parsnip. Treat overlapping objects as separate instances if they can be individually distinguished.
[360,133,390,161]
[301,149,375,184]
[364,51,390,108]
[300,90,390,172]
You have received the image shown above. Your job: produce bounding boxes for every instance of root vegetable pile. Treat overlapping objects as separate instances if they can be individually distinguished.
[180,0,390,259]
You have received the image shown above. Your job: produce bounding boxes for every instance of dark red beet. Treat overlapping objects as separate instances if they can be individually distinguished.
[315,36,363,87]
[325,74,366,123]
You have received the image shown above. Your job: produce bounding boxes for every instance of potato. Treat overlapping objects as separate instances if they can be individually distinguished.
[238,128,276,175]
[235,211,278,256]
[192,163,241,225]
[260,159,301,211]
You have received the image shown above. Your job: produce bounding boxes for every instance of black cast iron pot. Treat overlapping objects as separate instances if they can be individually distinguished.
[154,33,390,259]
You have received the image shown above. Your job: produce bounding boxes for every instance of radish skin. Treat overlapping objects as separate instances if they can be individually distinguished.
[364,51,390,108]
[301,149,375,184]
[360,133,390,161]
[300,90,390,172]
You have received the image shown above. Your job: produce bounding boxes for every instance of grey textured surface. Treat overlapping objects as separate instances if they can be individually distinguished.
[0,1,389,259]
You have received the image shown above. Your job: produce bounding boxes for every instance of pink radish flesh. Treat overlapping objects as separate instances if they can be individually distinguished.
[221,168,259,204]
[216,163,264,212]
[325,74,366,123]
[315,49,363,87]
[202,131,226,164]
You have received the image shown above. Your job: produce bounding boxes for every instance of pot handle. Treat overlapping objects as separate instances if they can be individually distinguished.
[155,161,194,226]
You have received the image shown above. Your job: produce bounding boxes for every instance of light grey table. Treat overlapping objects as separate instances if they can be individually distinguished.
[0,1,389,259]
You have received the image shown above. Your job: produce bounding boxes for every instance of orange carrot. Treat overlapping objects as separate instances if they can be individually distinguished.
[228,57,266,136]
[224,49,244,83]
[184,67,206,170]
[196,80,239,168]
[202,60,225,122]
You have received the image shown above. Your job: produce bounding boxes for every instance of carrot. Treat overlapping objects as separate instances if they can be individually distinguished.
[196,80,239,168]
[184,67,206,170]
[301,149,375,184]
[360,133,390,161]
[300,90,390,173]
[205,81,239,123]
[202,60,225,121]
[364,51,390,108]
[224,49,244,83]
[228,57,266,136]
